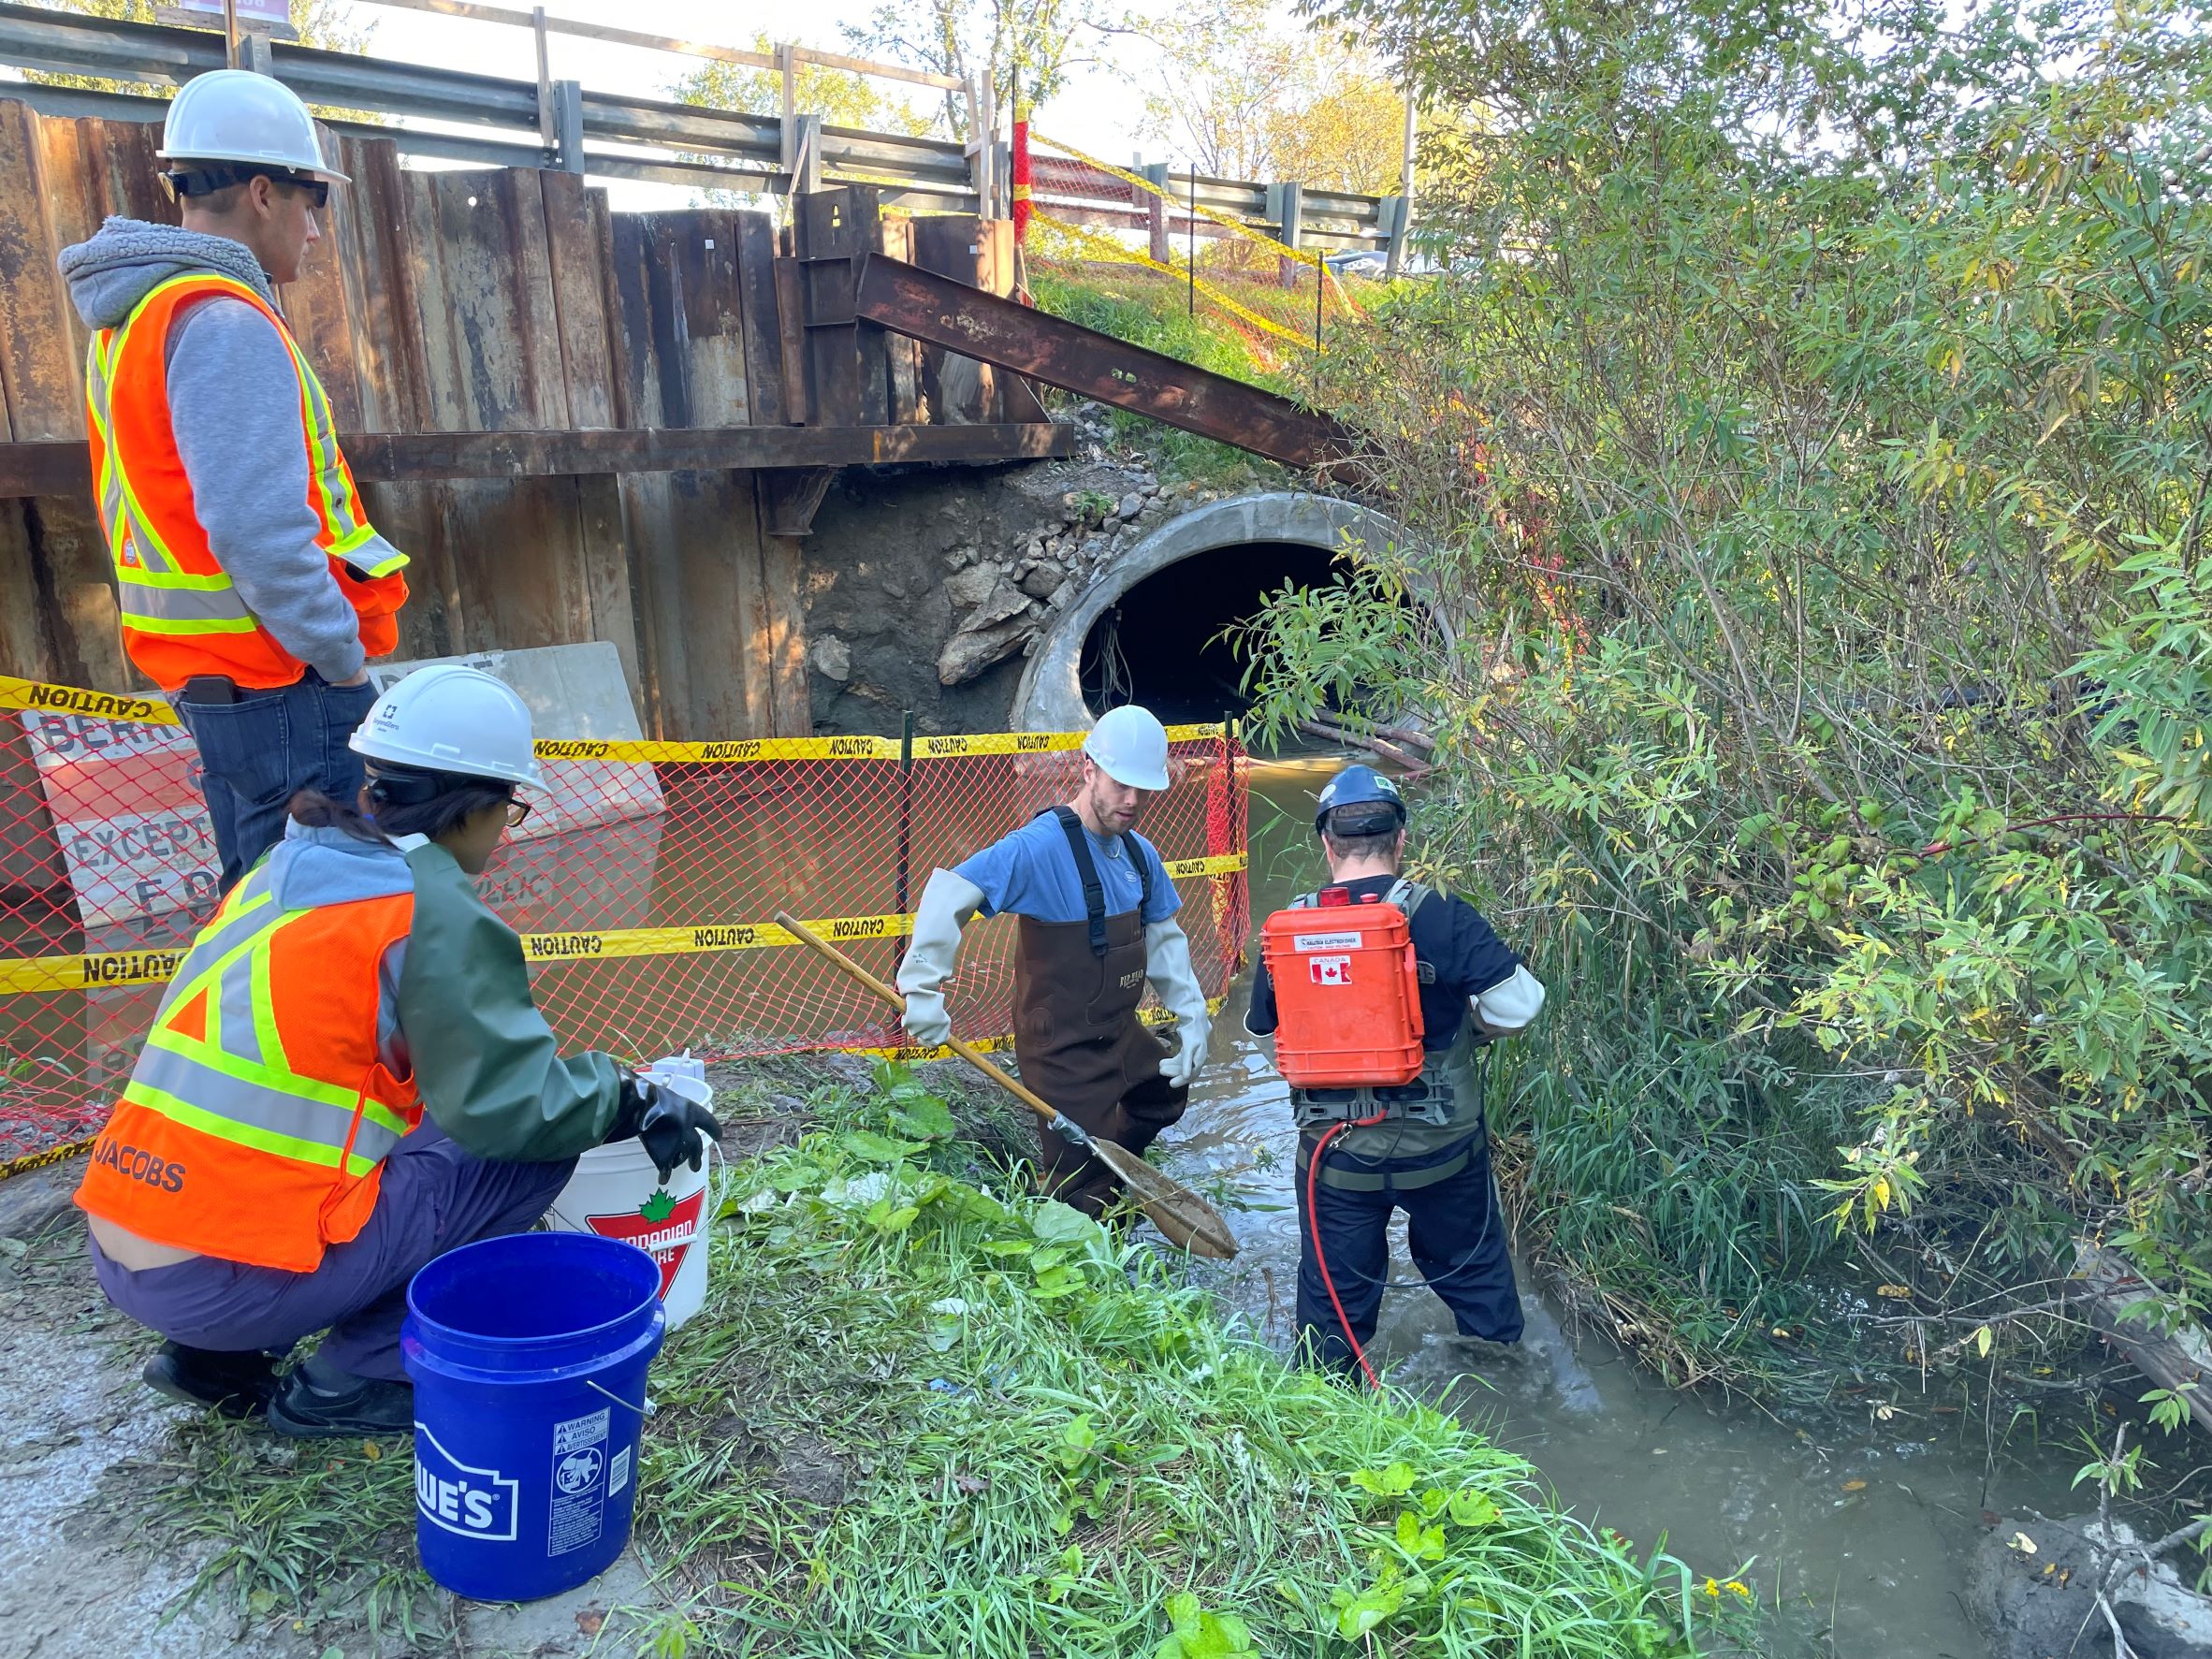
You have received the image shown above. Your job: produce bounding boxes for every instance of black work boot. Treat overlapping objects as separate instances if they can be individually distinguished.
[141,1341,280,1419]
[264,1355,414,1439]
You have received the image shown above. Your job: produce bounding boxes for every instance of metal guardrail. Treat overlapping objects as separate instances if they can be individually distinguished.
[0,1,1401,245]
[0,1,987,203]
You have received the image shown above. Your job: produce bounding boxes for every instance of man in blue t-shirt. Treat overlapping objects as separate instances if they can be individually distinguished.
[896,706,1213,1215]
[1247,764,1546,1375]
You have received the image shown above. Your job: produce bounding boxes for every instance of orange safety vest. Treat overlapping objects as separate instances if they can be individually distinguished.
[83,271,409,691]
[75,858,422,1273]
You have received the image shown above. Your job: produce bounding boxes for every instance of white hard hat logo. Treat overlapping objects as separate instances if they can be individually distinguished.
[350,664,546,792]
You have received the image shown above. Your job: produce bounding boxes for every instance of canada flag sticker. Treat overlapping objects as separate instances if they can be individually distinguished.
[584,1186,703,1298]
[1310,954,1353,986]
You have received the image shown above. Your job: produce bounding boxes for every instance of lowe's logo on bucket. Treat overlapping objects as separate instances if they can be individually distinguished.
[415,1425,520,1542]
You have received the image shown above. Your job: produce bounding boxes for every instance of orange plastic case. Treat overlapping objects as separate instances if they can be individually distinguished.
[1259,890,1426,1087]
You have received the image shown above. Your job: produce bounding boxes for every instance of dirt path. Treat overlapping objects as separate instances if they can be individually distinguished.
[0,1175,305,1659]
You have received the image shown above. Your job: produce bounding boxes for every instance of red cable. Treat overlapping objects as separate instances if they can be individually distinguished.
[1307,1111,1391,1390]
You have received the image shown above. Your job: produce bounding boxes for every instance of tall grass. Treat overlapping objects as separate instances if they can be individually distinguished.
[1026,265,1297,490]
[142,1067,1732,1655]
[635,1068,1719,1655]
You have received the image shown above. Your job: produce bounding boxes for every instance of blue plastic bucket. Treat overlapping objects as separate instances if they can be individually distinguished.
[401,1231,665,1602]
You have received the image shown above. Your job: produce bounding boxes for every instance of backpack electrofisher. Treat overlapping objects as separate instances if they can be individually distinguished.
[1258,885,1425,1087]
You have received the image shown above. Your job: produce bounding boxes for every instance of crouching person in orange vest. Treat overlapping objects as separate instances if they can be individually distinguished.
[74,667,723,1437]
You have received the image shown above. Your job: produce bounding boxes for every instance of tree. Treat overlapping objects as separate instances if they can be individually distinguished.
[1236,0,2212,1416]
[844,0,1140,138]
[1138,0,1406,192]
[671,36,934,137]
[31,2,375,114]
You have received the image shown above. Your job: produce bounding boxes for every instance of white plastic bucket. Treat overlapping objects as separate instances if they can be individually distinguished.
[543,1055,714,1332]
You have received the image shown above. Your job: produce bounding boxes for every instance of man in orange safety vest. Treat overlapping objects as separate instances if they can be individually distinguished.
[59,68,408,892]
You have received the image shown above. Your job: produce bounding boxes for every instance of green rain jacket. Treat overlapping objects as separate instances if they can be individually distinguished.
[395,838,626,1159]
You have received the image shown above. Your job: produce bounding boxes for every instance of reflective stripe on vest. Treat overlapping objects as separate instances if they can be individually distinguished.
[83,272,407,682]
[122,864,410,1172]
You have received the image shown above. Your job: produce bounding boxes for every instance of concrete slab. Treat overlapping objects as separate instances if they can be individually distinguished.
[458,1547,664,1658]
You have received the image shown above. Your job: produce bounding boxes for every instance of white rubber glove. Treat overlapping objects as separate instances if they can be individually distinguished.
[1472,964,1547,1037]
[895,868,984,1048]
[1144,918,1212,1089]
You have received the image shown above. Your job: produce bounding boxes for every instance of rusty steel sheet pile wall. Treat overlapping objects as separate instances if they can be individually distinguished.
[0,674,1250,1176]
[0,100,1037,743]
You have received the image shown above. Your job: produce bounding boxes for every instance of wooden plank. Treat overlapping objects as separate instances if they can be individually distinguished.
[0,101,83,443]
[661,211,749,426]
[605,213,665,429]
[734,210,785,426]
[338,137,433,433]
[749,476,810,737]
[576,472,640,707]
[539,170,619,429]
[0,422,1077,494]
[417,167,570,431]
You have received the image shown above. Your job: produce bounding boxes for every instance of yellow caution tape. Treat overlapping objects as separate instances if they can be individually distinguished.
[533,735,902,763]
[1029,129,1364,317]
[1029,213,1324,350]
[0,1134,97,1182]
[519,910,914,966]
[0,856,1248,996]
[0,674,1230,764]
[0,674,181,726]
[0,947,191,996]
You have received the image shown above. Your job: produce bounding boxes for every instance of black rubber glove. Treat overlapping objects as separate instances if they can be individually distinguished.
[608,1075,724,1185]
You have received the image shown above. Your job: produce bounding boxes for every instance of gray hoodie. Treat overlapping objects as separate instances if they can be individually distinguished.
[59,218,386,684]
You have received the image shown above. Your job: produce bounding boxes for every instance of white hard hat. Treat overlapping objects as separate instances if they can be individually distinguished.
[350,665,546,792]
[1083,705,1171,791]
[158,69,348,182]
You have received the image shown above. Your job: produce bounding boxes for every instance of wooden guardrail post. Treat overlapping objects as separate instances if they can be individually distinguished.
[1142,160,1170,263]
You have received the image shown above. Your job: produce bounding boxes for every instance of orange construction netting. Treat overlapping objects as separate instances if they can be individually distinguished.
[0,674,1250,1178]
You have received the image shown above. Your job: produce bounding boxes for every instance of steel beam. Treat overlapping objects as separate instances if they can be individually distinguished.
[0,424,1075,498]
[852,255,1356,470]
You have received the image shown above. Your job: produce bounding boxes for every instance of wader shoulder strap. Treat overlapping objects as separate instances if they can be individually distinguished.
[1044,806,1111,957]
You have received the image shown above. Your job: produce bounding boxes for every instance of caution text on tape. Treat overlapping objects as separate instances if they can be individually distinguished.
[0,676,1231,765]
[0,856,1247,995]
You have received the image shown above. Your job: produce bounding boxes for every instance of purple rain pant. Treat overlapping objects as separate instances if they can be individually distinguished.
[90,1120,576,1383]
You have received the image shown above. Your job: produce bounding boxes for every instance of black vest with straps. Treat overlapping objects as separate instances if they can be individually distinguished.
[1041,805,1154,957]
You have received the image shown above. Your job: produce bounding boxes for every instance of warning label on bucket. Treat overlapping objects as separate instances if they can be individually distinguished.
[548,1406,610,1557]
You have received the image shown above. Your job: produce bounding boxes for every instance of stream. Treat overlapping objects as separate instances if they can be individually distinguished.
[1161,756,2091,1658]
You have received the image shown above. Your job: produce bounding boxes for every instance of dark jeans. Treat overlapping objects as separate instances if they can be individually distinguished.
[91,1120,577,1382]
[174,671,379,892]
[1294,1128,1523,1373]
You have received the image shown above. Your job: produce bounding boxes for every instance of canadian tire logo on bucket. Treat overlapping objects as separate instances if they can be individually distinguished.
[586,1186,703,1298]
[415,1426,520,1541]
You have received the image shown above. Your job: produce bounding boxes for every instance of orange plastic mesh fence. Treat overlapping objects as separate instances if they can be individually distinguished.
[0,675,1250,1178]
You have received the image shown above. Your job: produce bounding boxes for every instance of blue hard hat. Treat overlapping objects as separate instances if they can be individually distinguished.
[1314,764,1405,834]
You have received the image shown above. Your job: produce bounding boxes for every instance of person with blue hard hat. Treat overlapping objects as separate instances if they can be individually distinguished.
[1246,763,1547,1378]
[896,705,1213,1216]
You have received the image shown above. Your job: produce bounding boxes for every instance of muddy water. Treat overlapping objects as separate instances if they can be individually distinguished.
[1160,758,2085,1659]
